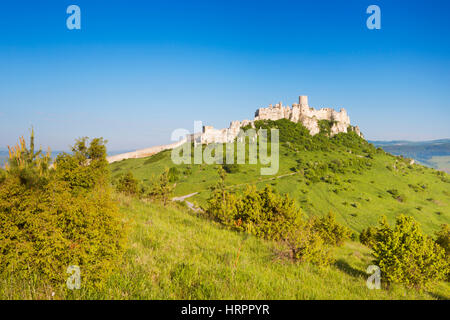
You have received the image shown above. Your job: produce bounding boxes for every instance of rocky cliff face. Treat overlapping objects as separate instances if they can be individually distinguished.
[199,95,363,144]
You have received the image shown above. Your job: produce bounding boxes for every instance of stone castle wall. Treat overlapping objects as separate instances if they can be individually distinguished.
[201,95,362,144]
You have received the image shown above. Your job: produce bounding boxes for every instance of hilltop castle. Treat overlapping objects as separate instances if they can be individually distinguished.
[198,95,363,144]
[107,95,363,164]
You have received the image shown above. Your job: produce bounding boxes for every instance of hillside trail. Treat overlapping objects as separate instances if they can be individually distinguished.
[171,171,298,212]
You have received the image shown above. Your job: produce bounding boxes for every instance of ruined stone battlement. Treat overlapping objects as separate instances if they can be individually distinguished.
[199,95,362,144]
[254,95,351,136]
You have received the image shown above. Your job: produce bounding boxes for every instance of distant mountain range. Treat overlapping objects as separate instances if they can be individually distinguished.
[369,139,450,172]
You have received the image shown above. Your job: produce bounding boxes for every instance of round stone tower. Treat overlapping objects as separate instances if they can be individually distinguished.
[299,95,309,107]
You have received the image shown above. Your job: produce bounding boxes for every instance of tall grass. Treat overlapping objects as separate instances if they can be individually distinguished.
[2,197,447,299]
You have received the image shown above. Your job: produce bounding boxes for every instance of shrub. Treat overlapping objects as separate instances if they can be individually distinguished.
[0,134,126,289]
[387,189,406,202]
[208,185,302,240]
[312,212,351,247]
[359,226,378,248]
[184,166,192,176]
[168,167,180,182]
[318,120,333,136]
[207,183,333,266]
[283,219,333,267]
[222,163,239,174]
[116,171,140,196]
[5,129,51,188]
[55,137,109,191]
[386,189,399,198]
[435,224,450,255]
[147,168,174,206]
[0,169,5,184]
[372,215,448,288]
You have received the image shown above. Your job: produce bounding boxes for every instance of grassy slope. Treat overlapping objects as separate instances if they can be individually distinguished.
[110,144,450,236]
[101,199,449,299]
[2,198,448,299]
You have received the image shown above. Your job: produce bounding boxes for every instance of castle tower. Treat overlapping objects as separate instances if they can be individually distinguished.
[299,95,309,107]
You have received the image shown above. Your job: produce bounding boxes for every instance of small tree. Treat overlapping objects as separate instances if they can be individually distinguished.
[55,137,109,191]
[6,128,51,187]
[168,167,179,182]
[435,224,450,255]
[0,132,126,289]
[222,163,239,174]
[373,215,448,288]
[283,219,333,267]
[312,211,351,247]
[0,169,4,184]
[359,226,378,248]
[149,168,174,206]
[116,171,140,196]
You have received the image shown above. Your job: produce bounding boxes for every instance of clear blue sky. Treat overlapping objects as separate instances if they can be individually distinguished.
[0,0,449,151]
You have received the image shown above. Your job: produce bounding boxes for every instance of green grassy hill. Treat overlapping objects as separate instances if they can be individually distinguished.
[102,199,450,299]
[5,198,445,299]
[110,120,450,237]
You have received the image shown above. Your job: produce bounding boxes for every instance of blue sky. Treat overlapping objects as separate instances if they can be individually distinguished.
[0,0,449,151]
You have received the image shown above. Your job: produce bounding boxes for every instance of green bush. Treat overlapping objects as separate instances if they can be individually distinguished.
[435,224,450,256]
[5,130,51,188]
[0,134,126,289]
[147,168,174,206]
[55,137,109,191]
[207,182,333,266]
[283,219,333,267]
[359,226,378,248]
[115,171,140,196]
[222,164,239,174]
[0,169,5,184]
[168,167,180,182]
[312,212,351,247]
[208,185,302,240]
[387,189,406,202]
[372,215,448,288]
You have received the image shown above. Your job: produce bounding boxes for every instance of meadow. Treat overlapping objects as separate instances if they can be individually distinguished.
[110,139,450,236]
[2,197,448,299]
[2,121,449,299]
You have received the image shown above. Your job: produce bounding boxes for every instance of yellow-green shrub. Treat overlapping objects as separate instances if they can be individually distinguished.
[435,224,450,256]
[284,219,333,267]
[115,171,140,196]
[206,184,333,266]
[147,168,174,206]
[311,211,351,247]
[359,226,378,248]
[0,135,126,289]
[372,215,449,288]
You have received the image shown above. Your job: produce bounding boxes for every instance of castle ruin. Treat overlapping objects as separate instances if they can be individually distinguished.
[107,95,363,164]
[197,95,363,144]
